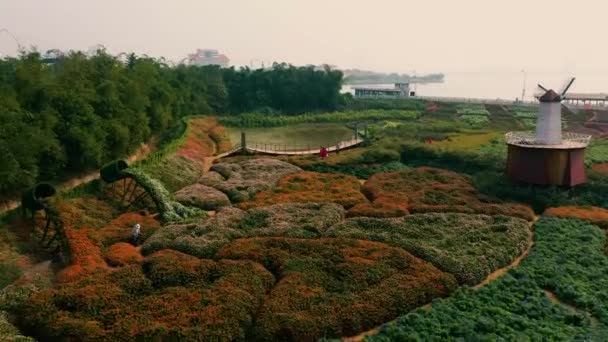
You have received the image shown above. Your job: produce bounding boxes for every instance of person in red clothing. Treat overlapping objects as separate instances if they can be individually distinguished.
[320,146,328,158]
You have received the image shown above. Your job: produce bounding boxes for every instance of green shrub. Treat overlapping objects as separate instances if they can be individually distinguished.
[360,148,401,163]
[327,213,530,285]
[368,217,608,340]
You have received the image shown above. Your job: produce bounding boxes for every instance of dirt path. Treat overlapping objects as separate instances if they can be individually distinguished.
[342,216,539,342]
[543,289,600,327]
[0,142,155,216]
[474,217,537,289]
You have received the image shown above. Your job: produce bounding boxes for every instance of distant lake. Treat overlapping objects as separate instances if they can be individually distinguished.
[342,71,608,101]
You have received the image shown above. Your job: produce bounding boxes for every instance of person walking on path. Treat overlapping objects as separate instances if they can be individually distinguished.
[336,141,341,154]
[132,223,141,246]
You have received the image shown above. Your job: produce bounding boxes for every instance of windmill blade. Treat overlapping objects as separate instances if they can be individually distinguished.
[537,83,549,92]
[560,77,576,96]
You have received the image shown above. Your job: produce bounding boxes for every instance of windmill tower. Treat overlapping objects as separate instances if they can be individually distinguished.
[505,77,591,186]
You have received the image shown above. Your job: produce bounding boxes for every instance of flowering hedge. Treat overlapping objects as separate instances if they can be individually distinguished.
[105,243,143,267]
[56,226,107,284]
[349,167,534,220]
[142,203,345,258]
[544,206,608,228]
[327,213,530,285]
[201,158,302,202]
[123,168,203,223]
[175,118,217,160]
[98,212,161,246]
[19,251,275,341]
[368,217,608,340]
[218,237,456,341]
[239,171,368,209]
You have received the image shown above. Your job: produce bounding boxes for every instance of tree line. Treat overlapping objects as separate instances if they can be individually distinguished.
[0,51,344,200]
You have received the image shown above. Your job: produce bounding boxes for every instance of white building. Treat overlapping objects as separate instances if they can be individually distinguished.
[187,49,229,67]
[353,83,411,98]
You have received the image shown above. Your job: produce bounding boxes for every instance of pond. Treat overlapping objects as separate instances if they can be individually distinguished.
[226,123,355,150]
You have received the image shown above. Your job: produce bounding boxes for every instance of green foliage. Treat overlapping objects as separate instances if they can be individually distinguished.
[360,147,401,164]
[585,139,608,166]
[459,114,490,126]
[474,171,608,213]
[0,52,225,201]
[142,203,345,258]
[328,213,530,285]
[0,262,22,289]
[219,109,419,128]
[122,168,203,223]
[223,63,343,113]
[343,98,426,111]
[304,161,410,180]
[369,217,608,340]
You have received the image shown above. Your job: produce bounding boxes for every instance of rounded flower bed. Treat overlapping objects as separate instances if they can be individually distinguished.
[328,213,530,285]
[217,237,457,341]
[105,242,143,266]
[98,212,161,246]
[19,250,275,341]
[142,203,346,258]
[200,158,302,202]
[239,171,368,209]
[350,167,534,220]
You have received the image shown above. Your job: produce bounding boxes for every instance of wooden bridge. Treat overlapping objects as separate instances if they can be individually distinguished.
[216,135,365,158]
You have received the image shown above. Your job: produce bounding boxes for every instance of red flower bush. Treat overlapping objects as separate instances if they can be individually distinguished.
[349,167,534,220]
[105,243,143,266]
[239,171,368,209]
[176,117,231,160]
[98,212,161,246]
[592,163,608,175]
[21,252,275,341]
[56,226,107,283]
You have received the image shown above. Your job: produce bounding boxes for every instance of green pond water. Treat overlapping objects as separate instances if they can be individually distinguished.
[227,123,355,149]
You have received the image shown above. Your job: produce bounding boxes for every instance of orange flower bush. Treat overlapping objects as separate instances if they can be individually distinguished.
[176,118,217,160]
[592,163,608,175]
[239,171,368,209]
[349,167,534,220]
[217,237,457,341]
[105,243,143,266]
[544,206,608,228]
[208,124,233,154]
[56,226,107,283]
[98,212,161,246]
[20,251,275,341]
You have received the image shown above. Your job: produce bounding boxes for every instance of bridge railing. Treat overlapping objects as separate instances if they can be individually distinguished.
[245,136,363,154]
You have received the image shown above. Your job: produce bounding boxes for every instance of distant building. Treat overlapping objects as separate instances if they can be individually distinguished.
[353,83,412,98]
[188,49,229,67]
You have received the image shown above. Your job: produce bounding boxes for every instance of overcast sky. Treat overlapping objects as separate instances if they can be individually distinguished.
[0,0,606,73]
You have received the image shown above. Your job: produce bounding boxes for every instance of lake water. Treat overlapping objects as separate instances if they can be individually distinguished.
[227,123,354,148]
[343,71,608,101]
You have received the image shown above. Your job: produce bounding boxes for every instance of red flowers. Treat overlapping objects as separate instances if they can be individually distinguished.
[239,171,368,210]
[348,167,534,220]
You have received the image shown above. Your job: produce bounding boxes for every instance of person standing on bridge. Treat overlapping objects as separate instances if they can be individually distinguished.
[336,141,341,154]
[320,146,328,159]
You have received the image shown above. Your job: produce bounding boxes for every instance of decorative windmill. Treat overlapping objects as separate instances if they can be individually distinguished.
[505,77,591,186]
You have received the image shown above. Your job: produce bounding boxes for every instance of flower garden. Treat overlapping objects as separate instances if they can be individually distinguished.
[3,113,608,341]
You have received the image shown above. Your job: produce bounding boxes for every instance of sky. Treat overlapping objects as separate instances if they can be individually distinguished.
[0,0,606,74]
